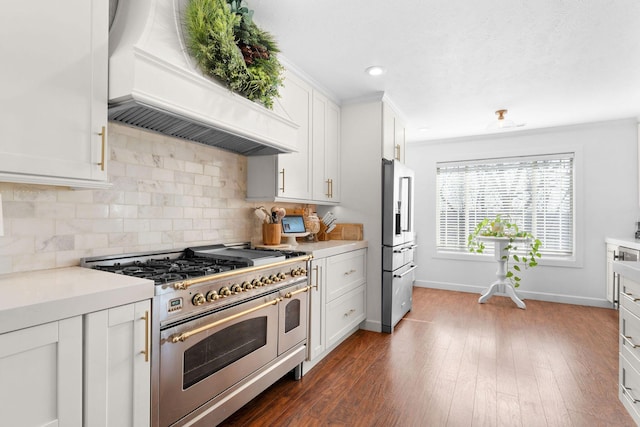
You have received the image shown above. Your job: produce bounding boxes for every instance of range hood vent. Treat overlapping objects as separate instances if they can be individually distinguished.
[108,0,298,156]
[109,101,283,156]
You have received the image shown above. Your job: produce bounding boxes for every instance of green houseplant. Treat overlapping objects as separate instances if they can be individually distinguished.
[467,214,542,288]
[184,0,284,108]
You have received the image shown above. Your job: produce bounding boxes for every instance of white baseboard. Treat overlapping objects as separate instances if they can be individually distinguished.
[413,279,614,309]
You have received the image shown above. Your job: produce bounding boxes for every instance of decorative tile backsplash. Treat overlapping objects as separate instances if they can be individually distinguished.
[0,123,305,274]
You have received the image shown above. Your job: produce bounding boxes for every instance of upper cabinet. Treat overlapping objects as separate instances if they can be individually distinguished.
[311,91,341,203]
[248,69,341,204]
[248,70,313,202]
[382,102,406,163]
[0,0,110,188]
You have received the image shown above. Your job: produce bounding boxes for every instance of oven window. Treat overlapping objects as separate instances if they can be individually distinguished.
[183,317,268,389]
[284,299,301,333]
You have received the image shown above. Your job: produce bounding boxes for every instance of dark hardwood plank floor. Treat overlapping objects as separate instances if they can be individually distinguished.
[219,288,634,426]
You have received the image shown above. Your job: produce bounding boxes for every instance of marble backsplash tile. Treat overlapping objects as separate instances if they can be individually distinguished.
[0,123,308,274]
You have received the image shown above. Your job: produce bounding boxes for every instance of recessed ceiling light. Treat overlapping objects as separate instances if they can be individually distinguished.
[365,66,386,76]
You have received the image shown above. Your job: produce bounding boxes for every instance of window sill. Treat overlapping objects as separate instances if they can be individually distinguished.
[434,250,580,268]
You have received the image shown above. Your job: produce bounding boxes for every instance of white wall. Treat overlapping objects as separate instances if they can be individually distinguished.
[406,119,639,307]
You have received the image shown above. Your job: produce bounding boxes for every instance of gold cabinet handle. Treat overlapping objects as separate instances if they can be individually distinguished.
[97,126,106,171]
[623,335,640,348]
[623,291,640,302]
[343,269,356,276]
[313,265,320,290]
[140,310,149,362]
[326,178,333,198]
[624,387,640,404]
[279,168,285,193]
[343,308,356,317]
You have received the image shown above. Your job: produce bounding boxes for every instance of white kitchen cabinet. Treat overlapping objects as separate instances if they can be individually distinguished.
[247,70,340,205]
[84,300,151,427]
[382,101,406,163]
[0,316,83,427]
[247,70,312,202]
[0,0,110,188]
[619,276,640,425]
[304,248,366,374]
[311,91,341,203]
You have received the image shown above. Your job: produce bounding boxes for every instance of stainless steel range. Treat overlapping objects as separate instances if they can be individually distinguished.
[81,244,312,427]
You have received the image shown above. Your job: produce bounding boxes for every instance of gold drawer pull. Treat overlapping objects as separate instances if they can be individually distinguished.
[97,126,106,171]
[344,269,356,276]
[623,291,640,302]
[344,308,356,317]
[623,335,640,348]
[624,387,640,404]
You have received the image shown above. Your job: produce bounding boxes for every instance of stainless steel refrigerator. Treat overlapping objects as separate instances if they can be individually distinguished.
[382,159,417,333]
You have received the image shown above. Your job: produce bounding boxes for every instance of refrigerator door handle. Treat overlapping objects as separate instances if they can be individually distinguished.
[393,265,417,278]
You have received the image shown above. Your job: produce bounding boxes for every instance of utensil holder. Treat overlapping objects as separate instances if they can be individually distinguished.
[262,223,282,245]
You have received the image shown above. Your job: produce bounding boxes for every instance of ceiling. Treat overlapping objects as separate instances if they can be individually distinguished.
[249,0,640,142]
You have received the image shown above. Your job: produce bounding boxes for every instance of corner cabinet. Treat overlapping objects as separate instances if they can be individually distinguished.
[0,0,110,188]
[84,301,151,427]
[247,70,340,204]
[304,248,366,374]
[0,316,83,426]
[619,276,640,425]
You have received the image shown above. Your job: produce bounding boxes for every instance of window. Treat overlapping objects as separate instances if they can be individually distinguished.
[436,153,574,257]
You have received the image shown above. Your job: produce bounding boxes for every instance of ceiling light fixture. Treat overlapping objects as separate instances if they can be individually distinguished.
[487,109,524,130]
[365,66,386,76]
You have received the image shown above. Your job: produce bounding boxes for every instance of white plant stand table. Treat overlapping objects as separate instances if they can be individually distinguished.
[477,236,528,309]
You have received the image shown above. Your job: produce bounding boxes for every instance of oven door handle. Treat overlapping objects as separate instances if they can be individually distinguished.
[170,298,282,343]
[284,285,312,298]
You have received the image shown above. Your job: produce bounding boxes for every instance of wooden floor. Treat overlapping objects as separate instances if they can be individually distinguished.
[220,288,634,426]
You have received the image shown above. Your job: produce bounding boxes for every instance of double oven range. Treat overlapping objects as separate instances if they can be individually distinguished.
[81,244,312,427]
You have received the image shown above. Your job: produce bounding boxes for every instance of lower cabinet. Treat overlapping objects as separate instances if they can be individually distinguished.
[619,277,640,424]
[0,300,151,427]
[0,316,83,427]
[305,248,366,374]
[84,300,151,427]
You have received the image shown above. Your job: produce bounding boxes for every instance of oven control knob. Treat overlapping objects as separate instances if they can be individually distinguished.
[252,278,262,287]
[192,293,206,306]
[242,281,253,290]
[270,274,279,282]
[290,268,300,277]
[277,272,287,280]
[262,276,272,285]
[230,283,242,294]
[300,268,307,275]
[219,286,231,297]
[206,290,219,302]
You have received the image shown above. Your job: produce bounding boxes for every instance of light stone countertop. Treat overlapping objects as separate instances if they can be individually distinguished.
[0,266,154,334]
[606,237,640,251]
[294,240,368,258]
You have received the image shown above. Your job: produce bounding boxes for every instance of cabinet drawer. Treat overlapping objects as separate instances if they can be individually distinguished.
[620,353,640,426]
[326,249,366,302]
[326,285,365,348]
[620,306,640,365]
[621,278,640,319]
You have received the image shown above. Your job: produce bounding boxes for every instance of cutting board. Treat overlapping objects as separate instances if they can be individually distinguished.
[327,223,364,241]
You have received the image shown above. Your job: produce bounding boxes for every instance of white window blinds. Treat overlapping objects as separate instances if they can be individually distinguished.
[436,153,574,256]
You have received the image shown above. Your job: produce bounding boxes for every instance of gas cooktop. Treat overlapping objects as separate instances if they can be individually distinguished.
[82,244,309,286]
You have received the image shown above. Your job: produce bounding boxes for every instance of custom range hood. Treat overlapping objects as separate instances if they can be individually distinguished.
[108,0,298,156]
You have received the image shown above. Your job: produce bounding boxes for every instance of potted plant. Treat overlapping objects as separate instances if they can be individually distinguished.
[467,214,542,288]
